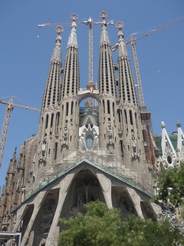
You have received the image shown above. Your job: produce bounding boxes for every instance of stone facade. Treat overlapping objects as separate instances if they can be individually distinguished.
[0,12,166,246]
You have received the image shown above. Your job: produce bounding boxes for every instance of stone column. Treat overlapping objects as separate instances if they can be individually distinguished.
[21,191,47,246]
[13,204,27,232]
[126,187,144,219]
[96,172,112,209]
[46,173,75,246]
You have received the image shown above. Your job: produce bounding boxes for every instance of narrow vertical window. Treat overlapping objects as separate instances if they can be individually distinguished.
[55,112,60,134]
[120,140,123,155]
[103,100,105,113]
[66,102,69,116]
[54,142,58,160]
[50,113,54,128]
[129,110,133,125]
[45,114,49,129]
[118,110,121,123]
[107,100,110,114]
[71,101,73,115]
[135,112,138,129]
[124,110,127,124]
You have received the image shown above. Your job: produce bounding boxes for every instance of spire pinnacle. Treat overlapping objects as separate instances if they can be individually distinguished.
[116,21,124,40]
[177,120,181,128]
[114,21,128,57]
[55,25,63,46]
[71,13,78,31]
[100,11,107,29]
[67,13,78,48]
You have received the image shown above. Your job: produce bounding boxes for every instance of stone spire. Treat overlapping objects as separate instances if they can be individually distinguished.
[41,26,63,111]
[116,22,147,175]
[67,14,78,48]
[116,22,138,106]
[7,147,16,175]
[98,11,116,96]
[98,12,119,156]
[34,27,63,182]
[61,14,80,99]
[59,14,80,158]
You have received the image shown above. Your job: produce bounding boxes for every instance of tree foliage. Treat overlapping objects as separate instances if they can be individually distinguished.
[58,200,184,246]
[154,163,184,207]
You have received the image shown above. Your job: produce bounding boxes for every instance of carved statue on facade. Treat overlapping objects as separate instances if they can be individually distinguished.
[62,125,69,147]
[40,198,56,234]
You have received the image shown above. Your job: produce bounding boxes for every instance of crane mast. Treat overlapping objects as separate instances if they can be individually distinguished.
[86,18,95,108]
[130,34,146,111]
[0,97,40,173]
[0,97,13,172]
[112,16,184,169]
[82,12,113,108]
[125,16,184,109]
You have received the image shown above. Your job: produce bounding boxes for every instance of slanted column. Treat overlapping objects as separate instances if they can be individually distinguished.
[46,173,75,246]
[20,191,47,246]
[126,187,144,219]
[96,172,112,209]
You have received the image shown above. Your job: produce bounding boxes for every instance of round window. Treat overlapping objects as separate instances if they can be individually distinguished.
[86,135,94,150]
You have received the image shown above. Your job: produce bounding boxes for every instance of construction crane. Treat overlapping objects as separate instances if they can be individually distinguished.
[82,11,113,108]
[125,16,184,110]
[38,12,113,108]
[127,16,184,169]
[0,96,40,173]
[113,17,184,169]
[112,17,184,109]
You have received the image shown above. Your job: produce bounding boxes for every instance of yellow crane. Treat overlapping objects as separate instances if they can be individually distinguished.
[38,12,113,109]
[82,11,113,108]
[0,96,40,172]
[126,16,184,111]
[113,17,184,169]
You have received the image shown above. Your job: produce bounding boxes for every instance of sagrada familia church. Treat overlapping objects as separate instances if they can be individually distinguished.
[0,12,184,245]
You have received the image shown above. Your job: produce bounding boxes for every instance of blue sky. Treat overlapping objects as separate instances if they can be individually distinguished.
[0,0,184,189]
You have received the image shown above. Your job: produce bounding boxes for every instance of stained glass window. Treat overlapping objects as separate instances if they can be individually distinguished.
[86,135,94,150]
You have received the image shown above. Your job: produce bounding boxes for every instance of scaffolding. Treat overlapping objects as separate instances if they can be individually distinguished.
[141,110,156,171]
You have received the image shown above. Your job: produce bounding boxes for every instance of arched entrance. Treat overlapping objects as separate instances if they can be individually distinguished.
[60,167,105,219]
[112,187,137,218]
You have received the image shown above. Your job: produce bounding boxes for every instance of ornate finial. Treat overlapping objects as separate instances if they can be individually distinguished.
[70,13,77,31]
[177,120,181,128]
[100,11,107,19]
[71,13,78,21]
[116,21,124,29]
[100,11,107,28]
[161,121,165,128]
[55,25,63,45]
[116,21,124,40]
[56,25,63,34]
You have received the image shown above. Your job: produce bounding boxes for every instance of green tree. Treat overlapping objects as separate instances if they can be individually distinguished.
[58,201,122,246]
[58,200,184,246]
[154,163,184,208]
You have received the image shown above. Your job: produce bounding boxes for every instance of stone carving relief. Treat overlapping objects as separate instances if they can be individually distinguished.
[107,123,114,154]
[119,197,134,216]
[107,123,114,145]
[62,125,69,147]
[40,197,57,235]
[39,139,47,163]
[79,124,99,152]
[69,182,93,217]
[130,135,139,160]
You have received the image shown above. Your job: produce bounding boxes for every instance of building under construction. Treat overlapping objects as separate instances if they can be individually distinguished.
[1,12,184,246]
